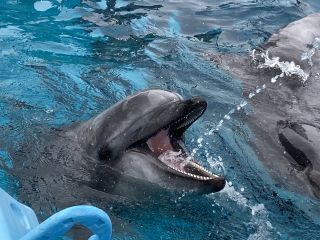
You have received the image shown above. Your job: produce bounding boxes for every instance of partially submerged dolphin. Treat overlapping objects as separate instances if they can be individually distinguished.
[13,89,225,214]
[213,13,320,198]
[74,89,225,192]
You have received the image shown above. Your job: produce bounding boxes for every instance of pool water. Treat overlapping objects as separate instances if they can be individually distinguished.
[1,0,320,239]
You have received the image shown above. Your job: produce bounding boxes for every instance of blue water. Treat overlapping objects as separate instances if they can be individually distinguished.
[1,0,320,239]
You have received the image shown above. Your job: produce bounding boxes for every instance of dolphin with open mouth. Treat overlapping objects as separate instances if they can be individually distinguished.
[12,89,225,215]
[73,89,225,193]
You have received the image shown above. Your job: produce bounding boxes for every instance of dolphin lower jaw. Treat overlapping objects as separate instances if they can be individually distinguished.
[166,161,223,181]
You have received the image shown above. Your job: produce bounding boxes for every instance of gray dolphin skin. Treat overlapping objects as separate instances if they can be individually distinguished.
[215,13,320,198]
[73,89,225,193]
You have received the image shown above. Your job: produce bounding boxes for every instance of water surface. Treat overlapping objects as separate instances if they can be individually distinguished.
[1,0,320,239]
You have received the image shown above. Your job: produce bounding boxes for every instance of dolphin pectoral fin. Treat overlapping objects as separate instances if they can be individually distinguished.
[277,121,320,172]
[278,132,311,170]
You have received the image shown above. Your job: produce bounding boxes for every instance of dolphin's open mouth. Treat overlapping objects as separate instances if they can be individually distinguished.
[131,97,224,183]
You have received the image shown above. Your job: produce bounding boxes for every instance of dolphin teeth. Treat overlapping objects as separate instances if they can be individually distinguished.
[188,161,219,178]
[167,160,218,180]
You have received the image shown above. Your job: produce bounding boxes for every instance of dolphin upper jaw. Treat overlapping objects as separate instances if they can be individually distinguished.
[76,91,182,158]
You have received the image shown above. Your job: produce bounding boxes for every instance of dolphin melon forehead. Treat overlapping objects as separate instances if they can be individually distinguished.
[117,90,183,115]
[126,90,183,108]
[84,89,183,132]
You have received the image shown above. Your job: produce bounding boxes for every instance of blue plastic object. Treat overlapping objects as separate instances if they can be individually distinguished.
[21,206,112,240]
[0,188,112,240]
[0,188,39,240]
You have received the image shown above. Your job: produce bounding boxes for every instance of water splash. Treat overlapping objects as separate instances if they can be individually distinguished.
[205,99,248,135]
[301,37,320,66]
[256,50,309,83]
[158,150,191,170]
[209,185,275,239]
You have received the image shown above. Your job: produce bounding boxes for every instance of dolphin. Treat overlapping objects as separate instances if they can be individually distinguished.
[12,89,225,216]
[73,89,225,192]
[212,13,320,198]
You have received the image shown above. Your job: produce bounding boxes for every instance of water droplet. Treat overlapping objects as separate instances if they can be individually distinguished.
[271,75,278,83]
[248,92,255,99]
[240,100,247,108]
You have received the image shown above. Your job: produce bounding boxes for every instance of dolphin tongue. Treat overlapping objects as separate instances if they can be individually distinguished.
[145,128,218,180]
[147,129,173,156]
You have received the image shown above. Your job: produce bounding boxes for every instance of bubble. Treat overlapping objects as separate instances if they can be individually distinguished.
[224,114,231,120]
